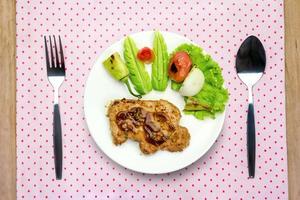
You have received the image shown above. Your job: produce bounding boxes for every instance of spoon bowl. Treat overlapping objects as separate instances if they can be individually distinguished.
[236,35,266,93]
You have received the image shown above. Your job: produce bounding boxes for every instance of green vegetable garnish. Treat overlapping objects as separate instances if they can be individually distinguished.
[123,37,152,95]
[171,81,182,91]
[152,31,169,91]
[171,44,229,119]
[103,52,142,98]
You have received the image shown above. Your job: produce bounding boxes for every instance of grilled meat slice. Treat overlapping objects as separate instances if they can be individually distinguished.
[107,99,190,154]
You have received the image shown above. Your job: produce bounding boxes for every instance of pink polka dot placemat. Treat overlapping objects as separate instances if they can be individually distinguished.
[16,0,288,199]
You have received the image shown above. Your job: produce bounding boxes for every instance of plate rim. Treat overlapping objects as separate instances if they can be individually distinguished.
[84,31,226,174]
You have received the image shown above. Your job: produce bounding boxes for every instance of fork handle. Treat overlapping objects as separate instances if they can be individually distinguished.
[247,103,255,178]
[53,104,63,180]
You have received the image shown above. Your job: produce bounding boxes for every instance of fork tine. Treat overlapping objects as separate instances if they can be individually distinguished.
[58,36,65,69]
[53,35,60,68]
[44,36,50,69]
[49,36,55,68]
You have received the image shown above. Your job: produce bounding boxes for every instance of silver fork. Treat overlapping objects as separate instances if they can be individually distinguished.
[44,35,65,180]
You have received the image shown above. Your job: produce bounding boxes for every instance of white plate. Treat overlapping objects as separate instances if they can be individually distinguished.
[84,31,226,174]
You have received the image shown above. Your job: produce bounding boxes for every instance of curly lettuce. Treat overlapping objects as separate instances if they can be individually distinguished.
[171,44,229,120]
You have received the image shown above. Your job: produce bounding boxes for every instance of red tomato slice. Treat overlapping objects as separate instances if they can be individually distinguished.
[137,47,154,64]
[168,51,192,83]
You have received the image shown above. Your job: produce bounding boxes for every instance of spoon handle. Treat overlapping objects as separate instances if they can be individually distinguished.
[247,103,256,178]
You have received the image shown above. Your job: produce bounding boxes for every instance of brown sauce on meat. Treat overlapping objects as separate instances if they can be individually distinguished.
[116,107,169,146]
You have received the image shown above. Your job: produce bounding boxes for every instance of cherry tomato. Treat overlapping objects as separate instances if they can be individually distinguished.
[137,47,155,64]
[168,51,192,82]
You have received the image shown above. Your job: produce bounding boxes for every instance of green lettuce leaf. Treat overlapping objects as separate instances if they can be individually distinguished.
[171,81,182,91]
[171,43,229,119]
[123,37,152,95]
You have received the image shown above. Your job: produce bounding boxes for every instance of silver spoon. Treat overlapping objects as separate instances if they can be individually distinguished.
[235,35,266,178]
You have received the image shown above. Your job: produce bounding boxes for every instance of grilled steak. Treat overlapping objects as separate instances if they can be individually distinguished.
[107,99,190,154]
